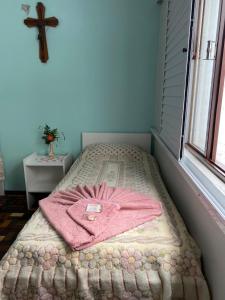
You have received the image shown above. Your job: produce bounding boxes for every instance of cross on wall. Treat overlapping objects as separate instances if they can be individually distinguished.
[24,2,59,63]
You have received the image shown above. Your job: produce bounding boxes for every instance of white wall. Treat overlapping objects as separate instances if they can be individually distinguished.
[152,136,225,300]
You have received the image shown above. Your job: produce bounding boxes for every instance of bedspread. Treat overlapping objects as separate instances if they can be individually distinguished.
[0,144,210,300]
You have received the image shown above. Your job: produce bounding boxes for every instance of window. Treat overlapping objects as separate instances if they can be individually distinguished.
[187,0,225,177]
[212,46,225,169]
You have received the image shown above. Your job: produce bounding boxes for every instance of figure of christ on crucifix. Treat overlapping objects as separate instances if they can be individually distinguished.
[24,2,58,63]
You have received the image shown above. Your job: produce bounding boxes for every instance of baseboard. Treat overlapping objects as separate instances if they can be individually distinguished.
[4,191,26,195]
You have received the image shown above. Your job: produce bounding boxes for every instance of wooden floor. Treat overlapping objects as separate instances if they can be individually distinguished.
[0,192,34,259]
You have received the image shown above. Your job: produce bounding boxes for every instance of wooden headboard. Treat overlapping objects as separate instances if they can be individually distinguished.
[82,132,151,152]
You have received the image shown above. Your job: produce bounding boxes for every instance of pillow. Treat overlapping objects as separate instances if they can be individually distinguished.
[83,143,146,160]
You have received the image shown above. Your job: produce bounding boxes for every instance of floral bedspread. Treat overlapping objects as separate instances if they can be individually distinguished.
[0,144,210,299]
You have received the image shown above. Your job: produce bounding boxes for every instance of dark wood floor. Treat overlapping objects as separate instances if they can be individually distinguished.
[0,192,34,259]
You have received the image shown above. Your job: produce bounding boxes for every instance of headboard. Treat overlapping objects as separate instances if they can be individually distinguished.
[82,132,151,152]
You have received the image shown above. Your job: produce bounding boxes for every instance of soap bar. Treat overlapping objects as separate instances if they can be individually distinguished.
[86,203,102,213]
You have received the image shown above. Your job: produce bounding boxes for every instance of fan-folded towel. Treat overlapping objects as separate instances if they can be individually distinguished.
[39,183,162,250]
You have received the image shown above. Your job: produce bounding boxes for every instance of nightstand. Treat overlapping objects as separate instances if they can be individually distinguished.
[23,153,73,210]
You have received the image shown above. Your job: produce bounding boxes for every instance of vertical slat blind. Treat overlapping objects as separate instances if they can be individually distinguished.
[158,0,193,159]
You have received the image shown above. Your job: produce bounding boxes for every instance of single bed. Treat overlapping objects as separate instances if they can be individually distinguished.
[0,140,210,299]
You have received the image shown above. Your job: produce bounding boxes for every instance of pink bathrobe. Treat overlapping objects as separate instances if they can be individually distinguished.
[39,183,162,250]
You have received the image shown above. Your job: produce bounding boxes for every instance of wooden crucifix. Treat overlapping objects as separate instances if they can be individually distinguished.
[24,2,59,63]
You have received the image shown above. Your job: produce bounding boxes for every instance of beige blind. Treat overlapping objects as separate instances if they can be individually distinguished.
[158,0,193,158]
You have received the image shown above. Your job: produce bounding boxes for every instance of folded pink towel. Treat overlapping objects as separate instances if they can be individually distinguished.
[39,183,162,250]
[67,199,120,237]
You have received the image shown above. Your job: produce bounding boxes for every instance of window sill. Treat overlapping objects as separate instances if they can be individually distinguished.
[181,148,225,220]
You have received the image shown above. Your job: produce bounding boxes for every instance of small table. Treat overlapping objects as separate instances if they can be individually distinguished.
[23,153,73,210]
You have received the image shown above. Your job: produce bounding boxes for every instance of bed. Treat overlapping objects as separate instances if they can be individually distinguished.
[0,139,210,299]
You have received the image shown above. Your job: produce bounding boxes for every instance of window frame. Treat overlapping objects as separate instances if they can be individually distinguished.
[185,0,225,180]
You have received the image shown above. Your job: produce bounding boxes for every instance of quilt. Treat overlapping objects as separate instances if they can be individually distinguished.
[0,144,210,300]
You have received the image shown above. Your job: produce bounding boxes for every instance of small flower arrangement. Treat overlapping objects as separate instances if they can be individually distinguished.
[39,124,65,159]
[40,124,65,145]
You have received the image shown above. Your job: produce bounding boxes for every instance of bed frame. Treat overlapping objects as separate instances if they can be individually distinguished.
[82,132,151,152]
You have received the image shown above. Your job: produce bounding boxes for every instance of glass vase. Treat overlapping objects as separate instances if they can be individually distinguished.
[49,142,55,159]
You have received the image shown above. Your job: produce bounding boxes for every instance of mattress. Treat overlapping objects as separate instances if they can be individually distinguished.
[0,144,210,300]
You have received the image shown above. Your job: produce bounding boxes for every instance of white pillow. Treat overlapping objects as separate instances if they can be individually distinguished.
[83,143,145,160]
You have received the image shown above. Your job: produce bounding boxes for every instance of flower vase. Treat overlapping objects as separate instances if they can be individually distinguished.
[49,142,55,160]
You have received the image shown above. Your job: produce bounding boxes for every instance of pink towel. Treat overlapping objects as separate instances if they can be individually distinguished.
[67,199,120,237]
[39,183,162,250]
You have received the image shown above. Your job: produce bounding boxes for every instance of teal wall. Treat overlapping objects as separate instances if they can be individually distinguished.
[0,0,160,190]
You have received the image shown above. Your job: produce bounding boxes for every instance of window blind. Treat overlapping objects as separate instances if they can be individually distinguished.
[158,0,193,159]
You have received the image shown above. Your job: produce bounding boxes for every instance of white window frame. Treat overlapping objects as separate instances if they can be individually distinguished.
[184,0,225,174]
[181,0,225,219]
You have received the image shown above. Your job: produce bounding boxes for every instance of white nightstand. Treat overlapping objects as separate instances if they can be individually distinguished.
[23,153,73,210]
